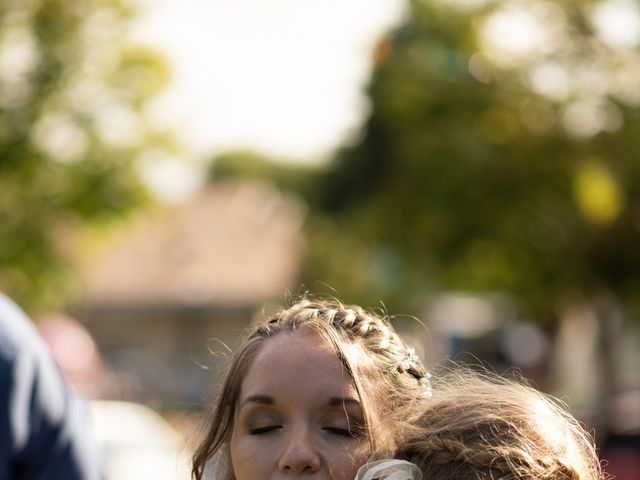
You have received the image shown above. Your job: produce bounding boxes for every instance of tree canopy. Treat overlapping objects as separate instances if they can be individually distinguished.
[300,0,640,318]
[0,0,170,311]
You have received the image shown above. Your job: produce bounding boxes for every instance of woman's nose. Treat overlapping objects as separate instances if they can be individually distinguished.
[278,427,321,475]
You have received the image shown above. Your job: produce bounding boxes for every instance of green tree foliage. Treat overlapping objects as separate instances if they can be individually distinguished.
[303,0,640,318]
[0,0,170,311]
[209,150,317,198]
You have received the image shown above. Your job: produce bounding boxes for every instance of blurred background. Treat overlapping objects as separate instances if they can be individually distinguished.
[1,0,639,478]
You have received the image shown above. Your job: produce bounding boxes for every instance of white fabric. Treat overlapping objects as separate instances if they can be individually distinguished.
[355,459,423,480]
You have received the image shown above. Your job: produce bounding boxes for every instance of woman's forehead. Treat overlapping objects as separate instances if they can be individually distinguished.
[238,329,362,401]
[262,326,369,369]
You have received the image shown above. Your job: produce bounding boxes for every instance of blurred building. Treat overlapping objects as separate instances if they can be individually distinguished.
[73,180,305,407]
[420,292,551,383]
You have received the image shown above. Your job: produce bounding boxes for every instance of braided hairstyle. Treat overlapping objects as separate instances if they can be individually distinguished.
[397,368,604,480]
[192,298,431,480]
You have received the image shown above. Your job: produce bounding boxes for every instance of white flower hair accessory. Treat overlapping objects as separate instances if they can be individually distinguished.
[355,459,423,480]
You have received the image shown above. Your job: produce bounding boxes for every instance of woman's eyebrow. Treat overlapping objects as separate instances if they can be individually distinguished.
[328,397,361,407]
[241,394,274,406]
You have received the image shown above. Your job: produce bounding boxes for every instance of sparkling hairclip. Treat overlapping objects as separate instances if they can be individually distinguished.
[399,348,432,397]
[355,459,423,480]
[400,347,419,372]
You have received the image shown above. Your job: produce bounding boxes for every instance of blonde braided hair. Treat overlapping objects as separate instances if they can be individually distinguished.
[192,298,431,480]
[259,300,429,388]
[398,368,604,480]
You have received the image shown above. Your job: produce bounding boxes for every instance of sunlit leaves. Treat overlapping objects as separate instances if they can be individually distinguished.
[573,161,623,226]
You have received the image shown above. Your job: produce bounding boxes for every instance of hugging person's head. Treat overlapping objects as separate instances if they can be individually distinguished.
[191,299,431,480]
[395,369,603,480]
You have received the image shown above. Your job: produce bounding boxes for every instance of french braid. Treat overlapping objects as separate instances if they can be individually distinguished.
[397,368,603,480]
[258,300,430,390]
[405,436,582,479]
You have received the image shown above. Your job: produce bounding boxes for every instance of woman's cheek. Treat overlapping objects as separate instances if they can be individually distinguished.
[325,438,370,480]
[230,435,256,479]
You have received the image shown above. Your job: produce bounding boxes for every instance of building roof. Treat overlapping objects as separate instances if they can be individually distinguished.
[78,181,305,308]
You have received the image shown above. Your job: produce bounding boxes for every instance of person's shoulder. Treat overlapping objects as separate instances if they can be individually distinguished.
[0,293,44,361]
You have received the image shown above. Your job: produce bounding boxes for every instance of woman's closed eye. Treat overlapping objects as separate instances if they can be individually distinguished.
[248,425,282,435]
[324,425,365,439]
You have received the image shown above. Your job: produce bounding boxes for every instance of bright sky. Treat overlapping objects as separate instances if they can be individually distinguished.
[131,0,406,164]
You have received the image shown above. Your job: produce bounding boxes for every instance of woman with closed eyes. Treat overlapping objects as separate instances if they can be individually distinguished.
[191,298,432,480]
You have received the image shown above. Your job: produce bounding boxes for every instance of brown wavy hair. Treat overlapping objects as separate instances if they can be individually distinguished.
[398,368,604,480]
[191,298,431,480]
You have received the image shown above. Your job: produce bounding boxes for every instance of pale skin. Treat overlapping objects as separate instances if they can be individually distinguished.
[230,328,370,480]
